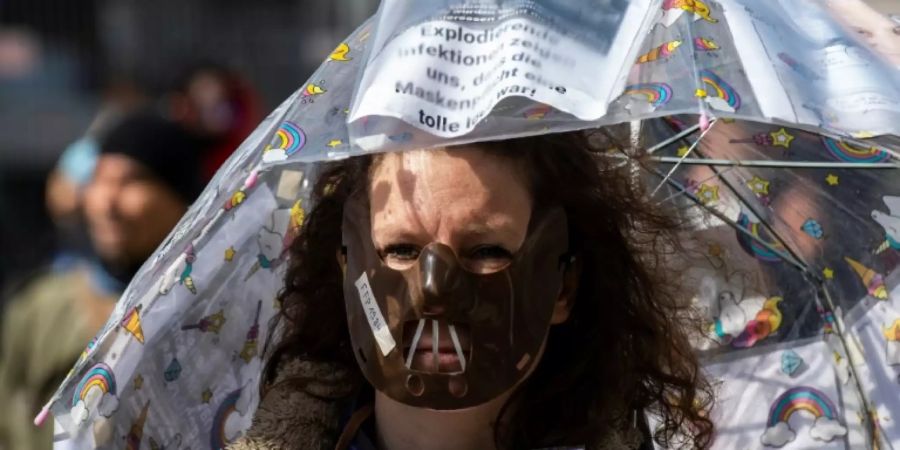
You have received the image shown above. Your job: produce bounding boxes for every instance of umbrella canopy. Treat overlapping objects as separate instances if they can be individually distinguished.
[642,117,898,448]
[43,0,898,449]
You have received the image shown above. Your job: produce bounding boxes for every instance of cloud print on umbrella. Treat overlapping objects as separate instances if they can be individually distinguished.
[760,386,847,447]
[884,319,900,366]
[872,195,900,253]
[246,200,305,280]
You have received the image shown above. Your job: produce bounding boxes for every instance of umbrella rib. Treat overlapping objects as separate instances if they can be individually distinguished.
[650,156,900,170]
[659,121,815,273]
[650,119,718,197]
[644,165,808,272]
[692,151,814,272]
[817,283,879,447]
[646,123,701,154]
[656,166,737,205]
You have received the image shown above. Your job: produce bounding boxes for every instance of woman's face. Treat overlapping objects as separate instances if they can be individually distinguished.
[365,147,571,375]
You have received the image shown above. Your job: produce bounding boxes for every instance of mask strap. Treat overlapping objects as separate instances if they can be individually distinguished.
[405,319,426,368]
[448,324,467,371]
[432,320,440,369]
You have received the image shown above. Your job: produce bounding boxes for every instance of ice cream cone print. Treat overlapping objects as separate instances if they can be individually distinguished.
[122,306,145,344]
[845,257,887,299]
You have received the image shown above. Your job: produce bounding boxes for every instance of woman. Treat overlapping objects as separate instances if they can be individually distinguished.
[231,130,713,450]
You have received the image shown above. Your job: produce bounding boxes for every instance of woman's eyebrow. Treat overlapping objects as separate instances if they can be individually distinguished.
[456,221,521,245]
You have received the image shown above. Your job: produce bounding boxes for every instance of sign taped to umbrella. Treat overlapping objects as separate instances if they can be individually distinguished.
[343,0,900,158]
[348,0,656,137]
[41,0,899,449]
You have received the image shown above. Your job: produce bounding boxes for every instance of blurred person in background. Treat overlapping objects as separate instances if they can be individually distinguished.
[44,79,148,272]
[0,111,203,450]
[165,63,262,179]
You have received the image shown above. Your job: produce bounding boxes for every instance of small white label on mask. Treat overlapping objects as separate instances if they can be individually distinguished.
[355,272,397,356]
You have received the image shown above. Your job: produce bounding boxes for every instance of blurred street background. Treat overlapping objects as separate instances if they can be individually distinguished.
[0,0,380,297]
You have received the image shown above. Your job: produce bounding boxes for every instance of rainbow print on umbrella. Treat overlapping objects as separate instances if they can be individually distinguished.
[72,363,116,406]
[736,211,785,263]
[821,137,891,163]
[273,122,306,156]
[210,389,242,450]
[263,122,308,163]
[760,386,847,446]
[623,83,673,109]
[697,69,741,112]
[766,386,837,427]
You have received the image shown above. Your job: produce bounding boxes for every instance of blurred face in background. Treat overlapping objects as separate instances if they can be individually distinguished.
[83,154,187,267]
[171,70,235,138]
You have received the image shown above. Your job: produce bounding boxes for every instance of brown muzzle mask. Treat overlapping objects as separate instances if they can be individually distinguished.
[341,193,570,409]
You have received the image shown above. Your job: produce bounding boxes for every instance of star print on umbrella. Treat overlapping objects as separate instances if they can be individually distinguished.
[746,176,770,197]
[729,127,794,149]
[201,388,213,404]
[224,246,236,262]
[696,183,719,205]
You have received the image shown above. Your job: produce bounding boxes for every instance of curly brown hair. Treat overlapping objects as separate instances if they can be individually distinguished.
[263,129,714,449]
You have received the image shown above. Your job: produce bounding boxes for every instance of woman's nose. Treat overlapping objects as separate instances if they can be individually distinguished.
[418,243,462,316]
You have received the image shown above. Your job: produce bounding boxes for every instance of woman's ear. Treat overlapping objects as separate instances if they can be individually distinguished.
[551,255,580,324]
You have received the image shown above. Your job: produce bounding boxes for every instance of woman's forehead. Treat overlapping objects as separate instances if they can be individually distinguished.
[374,147,527,196]
[368,148,532,239]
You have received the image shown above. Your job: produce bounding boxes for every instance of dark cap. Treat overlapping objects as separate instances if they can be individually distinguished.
[100,111,204,203]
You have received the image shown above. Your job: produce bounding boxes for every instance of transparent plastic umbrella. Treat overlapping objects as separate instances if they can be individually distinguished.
[641,117,898,449]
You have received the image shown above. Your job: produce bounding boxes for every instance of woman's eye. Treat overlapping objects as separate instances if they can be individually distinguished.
[468,245,512,260]
[381,244,421,261]
[466,245,513,273]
